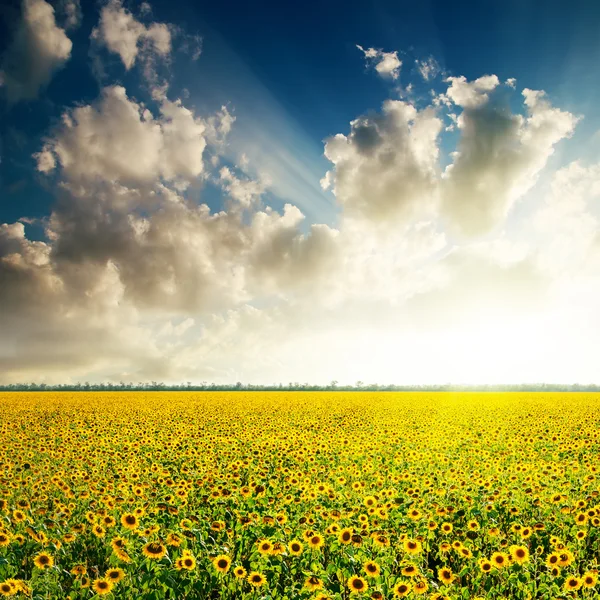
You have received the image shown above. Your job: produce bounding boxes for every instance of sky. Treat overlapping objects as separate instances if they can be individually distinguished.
[1,0,600,385]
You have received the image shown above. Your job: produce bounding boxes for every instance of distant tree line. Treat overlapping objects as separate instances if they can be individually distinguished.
[1,381,600,392]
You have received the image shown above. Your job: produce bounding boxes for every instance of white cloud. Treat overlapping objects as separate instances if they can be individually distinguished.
[357,45,402,80]
[36,86,208,186]
[441,81,580,235]
[505,77,517,89]
[219,166,268,207]
[445,74,500,109]
[322,99,442,222]
[0,0,72,103]
[91,0,171,70]
[416,56,440,81]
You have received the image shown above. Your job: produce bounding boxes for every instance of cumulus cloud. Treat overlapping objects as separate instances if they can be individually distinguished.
[445,74,500,109]
[20,85,339,317]
[322,100,442,222]
[356,45,402,80]
[321,72,579,241]
[91,0,171,76]
[440,82,579,235]
[36,86,208,186]
[219,166,268,207]
[0,0,72,103]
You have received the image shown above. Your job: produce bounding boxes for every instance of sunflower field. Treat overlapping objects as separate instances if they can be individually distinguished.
[1,391,599,599]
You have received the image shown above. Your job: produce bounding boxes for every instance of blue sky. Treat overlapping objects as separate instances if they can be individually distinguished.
[2,0,600,384]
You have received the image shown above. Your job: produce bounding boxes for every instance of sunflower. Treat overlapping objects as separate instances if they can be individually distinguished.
[163,532,182,547]
[142,542,167,559]
[0,534,9,547]
[308,534,325,550]
[348,576,368,594]
[413,579,428,595]
[272,541,285,555]
[363,496,377,508]
[233,566,247,579]
[179,554,196,571]
[558,550,575,567]
[491,552,509,569]
[247,571,266,587]
[92,578,114,596]
[92,525,105,538]
[401,564,418,577]
[440,522,453,534]
[438,567,455,585]
[213,554,231,573]
[339,528,353,545]
[304,575,324,591]
[403,539,422,554]
[111,536,127,552]
[363,560,381,577]
[372,534,389,548]
[0,582,14,597]
[393,581,411,597]
[257,539,273,555]
[120,513,138,530]
[115,548,132,563]
[289,539,304,555]
[12,511,25,523]
[509,545,529,565]
[582,572,598,588]
[105,568,125,583]
[33,552,54,569]
[303,529,316,541]
[563,576,582,591]
[71,564,87,577]
[103,516,116,528]
[478,558,493,573]
[520,527,532,539]
[545,552,560,568]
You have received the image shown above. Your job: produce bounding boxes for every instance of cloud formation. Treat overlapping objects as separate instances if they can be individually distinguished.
[91,0,171,70]
[0,0,72,103]
[321,100,442,222]
[441,86,579,235]
[0,20,595,385]
[35,86,210,186]
[356,45,402,80]
[416,56,440,81]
